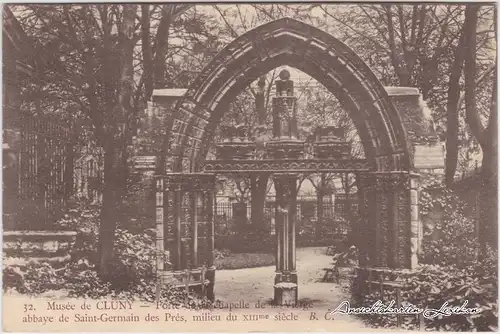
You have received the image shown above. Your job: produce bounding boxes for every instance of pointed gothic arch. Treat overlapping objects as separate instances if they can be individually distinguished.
[162,18,411,173]
[154,18,425,304]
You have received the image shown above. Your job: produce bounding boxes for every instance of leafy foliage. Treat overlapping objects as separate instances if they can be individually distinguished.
[3,202,211,308]
[418,180,480,268]
[217,223,275,253]
[351,180,498,331]
[352,259,498,331]
[215,252,274,270]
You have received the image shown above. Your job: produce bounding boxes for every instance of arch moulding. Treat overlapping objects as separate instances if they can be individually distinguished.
[152,19,429,298]
[161,17,412,174]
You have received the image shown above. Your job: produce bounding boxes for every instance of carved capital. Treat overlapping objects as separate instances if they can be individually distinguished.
[160,173,216,192]
[373,173,411,192]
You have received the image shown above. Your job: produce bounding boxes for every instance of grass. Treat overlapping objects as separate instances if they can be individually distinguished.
[214,252,275,270]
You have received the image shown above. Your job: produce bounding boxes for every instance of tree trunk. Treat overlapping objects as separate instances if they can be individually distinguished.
[462,4,496,256]
[98,145,128,279]
[141,4,154,99]
[479,71,497,253]
[64,122,78,201]
[97,4,137,281]
[445,29,466,187]
[153,5,172,89]
[250,174,269,226]
[479,142,497,253]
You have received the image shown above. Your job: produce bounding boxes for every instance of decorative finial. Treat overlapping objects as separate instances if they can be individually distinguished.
[257,76,266,88]
[279,69,291,81]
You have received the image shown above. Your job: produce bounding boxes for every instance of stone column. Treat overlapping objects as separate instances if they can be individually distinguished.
[273,173,298,305]
[191,192,198,268]
[206,189,216,301]
[358,172,418,269]
[174,187,183,271]
[155,178,165,301]
[409,173,420,269]
[355,173,376,267]
[155,179,165,272]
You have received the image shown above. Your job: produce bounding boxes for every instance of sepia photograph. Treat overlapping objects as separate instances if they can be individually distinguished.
[2,2,498,332]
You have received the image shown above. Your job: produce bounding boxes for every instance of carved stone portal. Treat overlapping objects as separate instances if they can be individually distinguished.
[355,172,420,269]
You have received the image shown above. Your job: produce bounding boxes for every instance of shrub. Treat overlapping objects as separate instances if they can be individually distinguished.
[3,261,65,294]
[350,180,498,331]
[214,249,232,259]
[419,185,494,270]
[3,200,211,308]
[297,213,351,247]
[352,258,498,331]
[108,228,158,289]
[216,223,274,253]
[215,252,275,270]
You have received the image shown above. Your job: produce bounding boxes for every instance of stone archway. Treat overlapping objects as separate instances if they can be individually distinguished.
[154,18,424,303]
[162,18,410,174]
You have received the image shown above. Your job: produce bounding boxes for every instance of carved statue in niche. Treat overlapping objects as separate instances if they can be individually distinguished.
[281,99,292,138]
[274,69,297,140]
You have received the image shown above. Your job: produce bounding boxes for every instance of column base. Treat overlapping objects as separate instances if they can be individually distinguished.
[274,282,298,306]
[273,271,298,306]
[274,271,298,284]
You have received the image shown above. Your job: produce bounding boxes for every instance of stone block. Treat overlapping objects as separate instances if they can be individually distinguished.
[3,231,77,265]
[274,282,298,306]
[410,189,419,205]
[411,204,419,222]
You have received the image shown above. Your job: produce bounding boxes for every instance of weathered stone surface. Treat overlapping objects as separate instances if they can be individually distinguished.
[3,231,77,265]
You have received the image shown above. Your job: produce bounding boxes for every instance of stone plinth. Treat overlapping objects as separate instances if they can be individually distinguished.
[274,282,298,306]
[3,231,77,266]
[215,142,256,160]
[312,126,351,159]
[314,141,350,159]
[265,140,305,159]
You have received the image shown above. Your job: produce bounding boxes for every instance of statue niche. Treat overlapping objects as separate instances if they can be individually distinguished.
[272,69,298,140]
[266,69,304,160]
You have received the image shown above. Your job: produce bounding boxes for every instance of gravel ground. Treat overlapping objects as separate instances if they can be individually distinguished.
[213,246,371,331]
[3,247,377,332]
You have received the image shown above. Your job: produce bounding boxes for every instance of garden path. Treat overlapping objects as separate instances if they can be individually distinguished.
[214,246,373,331]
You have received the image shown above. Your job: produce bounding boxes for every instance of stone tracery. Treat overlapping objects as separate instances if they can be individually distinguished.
[151,17,440,304]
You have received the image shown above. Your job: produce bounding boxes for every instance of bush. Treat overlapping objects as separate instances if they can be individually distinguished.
[3,200,212,309]
[3,261,66,294]
[297,213,351,247]
[350,181,498,331]
[214,249,232,259]
[418,185,496,272]
[54,201,159,287]
[3,259,212,308]
[215,252,275,270]
[216,223,274,253]
[351,258,498,331]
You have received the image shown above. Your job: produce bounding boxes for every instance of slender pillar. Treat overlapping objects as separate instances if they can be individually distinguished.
[273,173,298,305]
[266,70,303,305]
[155,178,165,302]
[206,190,216,301]
[191,192,198,268]
[175,187,182,270]
[156,179,165,272]
[361,171,417,269]
[409,173,420,269]
[356,173,372,266]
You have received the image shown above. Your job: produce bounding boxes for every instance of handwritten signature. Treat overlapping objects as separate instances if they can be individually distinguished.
[327,300,481,320]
